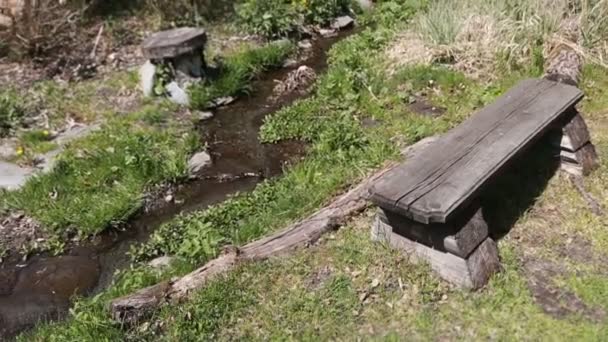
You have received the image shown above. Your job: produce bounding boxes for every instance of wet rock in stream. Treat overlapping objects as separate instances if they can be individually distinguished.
[188,151,213,176]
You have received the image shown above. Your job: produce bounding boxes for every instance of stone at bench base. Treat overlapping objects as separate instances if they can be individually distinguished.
[372,210,500,289]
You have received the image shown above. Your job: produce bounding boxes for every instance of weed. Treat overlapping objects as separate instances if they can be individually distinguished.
[0,89,25,137]
[236,0,301,38]
[236,0,354,38]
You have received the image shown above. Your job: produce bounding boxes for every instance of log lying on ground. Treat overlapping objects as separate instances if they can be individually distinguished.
[110,137,438,324]
[543,24,599,177]
[543,25,601,214]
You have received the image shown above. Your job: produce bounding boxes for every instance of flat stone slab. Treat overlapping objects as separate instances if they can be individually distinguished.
[142,27,207,60]
[0,161,32,191]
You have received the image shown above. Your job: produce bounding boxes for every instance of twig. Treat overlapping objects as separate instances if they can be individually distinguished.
[90,23,104,59]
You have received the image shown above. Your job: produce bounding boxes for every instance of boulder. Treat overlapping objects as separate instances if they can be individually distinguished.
[0,161,32,191]
[318,28,338,38]
[331,16,355,30]
[356,0,374,11]
[142,27,207,60]
[148,256,174,269]
[298,40,313,50]
[166,82,190,106]
[188,151,212,175]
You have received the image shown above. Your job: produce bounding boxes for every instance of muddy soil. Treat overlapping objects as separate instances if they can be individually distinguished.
[0,32,350,339]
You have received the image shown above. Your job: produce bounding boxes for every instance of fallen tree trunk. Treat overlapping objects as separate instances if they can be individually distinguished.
[110,137,438,324]
[543,21,601,213]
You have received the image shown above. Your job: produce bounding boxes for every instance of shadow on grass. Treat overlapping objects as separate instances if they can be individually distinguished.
[481,133,560,240]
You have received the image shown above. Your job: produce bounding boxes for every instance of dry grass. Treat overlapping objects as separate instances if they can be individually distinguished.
[386,0,608,79]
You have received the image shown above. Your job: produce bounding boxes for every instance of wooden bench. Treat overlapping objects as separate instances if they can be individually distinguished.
[369,78,596,289]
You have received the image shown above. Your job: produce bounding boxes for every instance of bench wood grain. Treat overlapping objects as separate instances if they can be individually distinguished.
[371,79,583,224]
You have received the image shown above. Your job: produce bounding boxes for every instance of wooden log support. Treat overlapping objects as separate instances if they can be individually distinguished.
[372,207,499,289]
[543,38,599,176]
[374,206,488,259]
[551,111,600,176]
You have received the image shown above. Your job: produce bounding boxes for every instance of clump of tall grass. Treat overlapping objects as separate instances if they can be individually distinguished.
[388,0,608,79]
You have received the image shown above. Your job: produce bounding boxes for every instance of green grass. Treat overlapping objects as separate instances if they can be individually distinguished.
[20,0,608,340]
[21,1,506,339]
[0,88,26,138]
[137,219,606,340]
[4,112,198,237]
[236,0,353,38]
[189,40,295,109]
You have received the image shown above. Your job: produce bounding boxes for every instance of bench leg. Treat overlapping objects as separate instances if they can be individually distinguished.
[372,207,500,290]
[554,111,599,176]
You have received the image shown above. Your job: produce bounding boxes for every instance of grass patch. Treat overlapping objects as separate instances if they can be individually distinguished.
[4,113,198,237]
[236,0,353,38]
[0,88,26,138]
[189,40,295,109]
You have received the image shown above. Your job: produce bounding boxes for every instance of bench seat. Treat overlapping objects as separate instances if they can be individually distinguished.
[371,79,583,224]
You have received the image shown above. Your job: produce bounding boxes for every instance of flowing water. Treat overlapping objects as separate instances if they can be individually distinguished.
[0,32,350,339]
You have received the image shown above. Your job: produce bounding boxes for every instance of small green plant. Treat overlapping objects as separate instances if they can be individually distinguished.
[154,63,174,96]
[236,0,354,38]
[44,236,67,256]
[0,89,25,137]
[190,40,294,109]
[236,0,301,38]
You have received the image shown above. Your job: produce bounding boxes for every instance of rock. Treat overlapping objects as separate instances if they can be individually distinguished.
[318,28,338,38]
[175,52,205,78]
[148,256,174,269]
[0,161,32,191]
[331,16,355,30]
[298,40,313,50]
[166,81,190,106]
[196,111,214,121]
[210,96,236,108]
[283,59,298,68]
[142,27,207,60]
[188,151,212,175]
[356,0,374,11]
[139,60,156,97]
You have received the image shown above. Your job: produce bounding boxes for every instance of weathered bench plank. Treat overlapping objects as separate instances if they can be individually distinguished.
[371,79,583,224]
